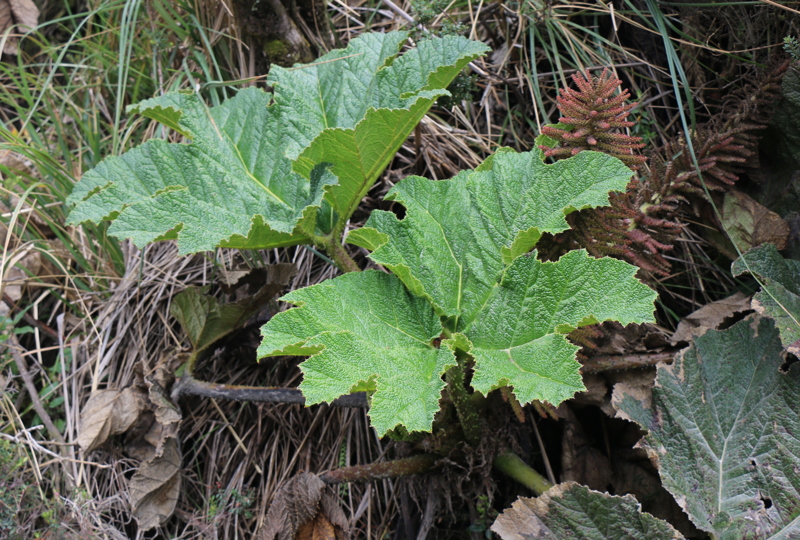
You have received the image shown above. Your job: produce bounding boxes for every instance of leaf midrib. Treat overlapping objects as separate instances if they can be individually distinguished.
[335,99,437,229]
[204,98,294,210]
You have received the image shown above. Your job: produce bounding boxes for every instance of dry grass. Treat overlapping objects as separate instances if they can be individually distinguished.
[58,240,399,538]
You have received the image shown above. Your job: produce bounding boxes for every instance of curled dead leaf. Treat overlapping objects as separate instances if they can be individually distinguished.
[258,473,348,540]
[491,482,683,539]
[130,436,182,531]
[122,361,183,461]
[721,190,790,252]
[611,370,656,423]
[0,0,39,54]
[670,292,751,345]
[77,387,146,453]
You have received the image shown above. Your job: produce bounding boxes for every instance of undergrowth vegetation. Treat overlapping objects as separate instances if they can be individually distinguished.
[2,0,799,538]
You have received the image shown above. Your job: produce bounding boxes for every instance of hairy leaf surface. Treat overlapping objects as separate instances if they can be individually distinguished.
[732,243,800,354]
[261,149,657,433]
[349,149,656,406]
[258,271,454,434]
[491,482,683,539]
[618,316,800,539]
[348,149,640,321]
[67,33,487,253]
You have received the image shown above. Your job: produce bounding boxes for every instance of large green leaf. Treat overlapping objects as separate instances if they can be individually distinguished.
[66,88,320,251]
[732,243,800,354]
[348,149,640,322]
[491,482,683,540]
[66,32,488,253]
[292,35,488,221]
[257,270,454,434]
[261,149,656,434]
[349,148,656,405]
[466,249,657,405]
[618,316,800,539]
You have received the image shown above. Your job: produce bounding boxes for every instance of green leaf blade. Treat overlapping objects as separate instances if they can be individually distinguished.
[69,89,322,253]
[732,243,800,354]
[171,265,295,354]
[470,333,584,405]
[349,172,481,318]
[379,34,489,99]
[352,150,635,327]
[618,316,800,538]
[491,482,684,540]
[295,94,446,219]
[68,32,489,253]
[258,271,454,435]
[293,35,489,223]
[467,250,657,346]
[128,93,191,135]
[348,148,650,409]
[468,250,656,404]
[264,147,654,432]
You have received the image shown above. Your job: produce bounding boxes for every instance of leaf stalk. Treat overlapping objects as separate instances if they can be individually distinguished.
[319,454,438,484]
[492,451,553,496]
[445,358,484,446]
[171,374,368,407]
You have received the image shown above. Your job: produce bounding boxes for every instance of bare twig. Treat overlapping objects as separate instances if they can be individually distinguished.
[172,373,368,407]
[320,454,438,484]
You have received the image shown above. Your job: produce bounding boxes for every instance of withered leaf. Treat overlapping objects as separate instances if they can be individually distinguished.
[670,292,752,344]
[77,387,145,453]
[123,368,183,461]
[295,513,337,540]
[146,375,181,427]
[491,482,683,539]
[611,369,657,422]
[258,473,348,540]
[0,0,39,54]
[170,263,295,355]
[130,436,182,531]
[721,190,790,252]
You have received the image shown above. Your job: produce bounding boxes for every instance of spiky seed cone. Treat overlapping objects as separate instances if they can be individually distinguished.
[539,69,647,170]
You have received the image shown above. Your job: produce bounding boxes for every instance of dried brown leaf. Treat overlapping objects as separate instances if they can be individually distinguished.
[130,436,182,531]
[146,376,181,427]
[670,292,751,344]
[491,482,683,539]
[721,190,790,252]
[78,387,146,453]
[611,370,656,423]
[295,513,337,540]
[0,0,39,54]
[258,473,348,540]
[122,368,182,461]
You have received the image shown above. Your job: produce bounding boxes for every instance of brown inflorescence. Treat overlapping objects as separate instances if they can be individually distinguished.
[539,69,647,170]
[538,68,676,276]
[537,61,788,278]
